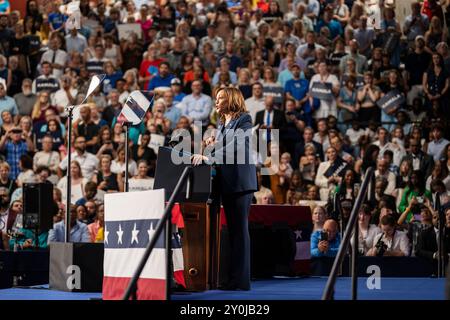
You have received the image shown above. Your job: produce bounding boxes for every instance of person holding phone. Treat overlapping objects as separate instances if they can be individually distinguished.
[311,219,341,257]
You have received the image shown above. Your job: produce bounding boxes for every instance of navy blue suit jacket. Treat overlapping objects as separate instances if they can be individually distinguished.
[208,113,257,195]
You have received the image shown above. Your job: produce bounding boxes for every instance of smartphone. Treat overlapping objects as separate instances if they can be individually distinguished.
[320,231,328,241]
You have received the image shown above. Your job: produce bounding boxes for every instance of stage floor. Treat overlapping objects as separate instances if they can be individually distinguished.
[0,277,445,300]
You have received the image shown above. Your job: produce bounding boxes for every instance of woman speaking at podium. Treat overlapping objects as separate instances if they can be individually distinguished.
[192,87,257,290]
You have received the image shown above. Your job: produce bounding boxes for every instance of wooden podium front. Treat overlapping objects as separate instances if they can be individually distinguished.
[179,203,220,291]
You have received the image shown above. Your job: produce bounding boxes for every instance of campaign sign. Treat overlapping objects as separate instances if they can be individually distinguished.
[309,82,333,100]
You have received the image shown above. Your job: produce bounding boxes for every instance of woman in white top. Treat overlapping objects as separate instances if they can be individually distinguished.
[309,61,340,119]
[104,35,123,68]
[129,160,154,192]
[367,214,410,257]
[83,35,98,63]
[357,204,381,255]
[111,144,138,178]
[315,146,343,201]
[57,160,89,205]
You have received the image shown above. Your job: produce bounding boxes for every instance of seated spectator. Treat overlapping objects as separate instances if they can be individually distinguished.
[357,204,381,256]
[416,207,450,270]
[33,135,60,177]
[16,154,37,187]
[146,99,171,135]
[374,158,396,196]
[311,205,327,232]
[177,80,213,127]
[367,215,410,257]
[88,206,104,243]
[92,154,122,193]
[315,147,345,201]
[111,144,138,178]
[57,160,89,205]
[59,136,99,180]
[129,160,154,192]
[48,205,90,243]
[426,160,450,191]
[285,170,306,205]
[311,219,341,258]
[148,61,175,93]
[0,161,17,195]
[76,204,90,225]
[75,181,104,206]
[299,143,318,185]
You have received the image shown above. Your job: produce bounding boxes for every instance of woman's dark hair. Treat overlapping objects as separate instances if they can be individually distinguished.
[47,119,61,132]
[361,144,380,173]
[380,214,396,227]
[289,170,303,190]
[20,154,33,170]
[408,170,426,192]
[181,52,194,67]
[429,52,445,71]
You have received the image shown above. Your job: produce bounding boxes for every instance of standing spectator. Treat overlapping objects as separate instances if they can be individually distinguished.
[405,36,431,106]
[309,62,340,120]
[315,146,343,201]
[32,61,60,95]
[339,40,368,75]
[0,126,33,180]
[423,53,450,114]
[426,123,450,162]
[380,70,406,132]
[65,28,88,55]
[296,31,324,64]
[131,131,156,174]
[337,75,358,133]
[404,2,430,49]
[39,36,68,79]
[14,79,37,117]
[52,75,77,117]
[424,16,448,55]
[357,71,381,127]
[354,16,376,58]
[254,96,287,138]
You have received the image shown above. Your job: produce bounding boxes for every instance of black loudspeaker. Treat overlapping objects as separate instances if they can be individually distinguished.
[23,183,54,231]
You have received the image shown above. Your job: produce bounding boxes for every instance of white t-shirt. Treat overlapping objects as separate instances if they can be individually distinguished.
[129,178,154,192]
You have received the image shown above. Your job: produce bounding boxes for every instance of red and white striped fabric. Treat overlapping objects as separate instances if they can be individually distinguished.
[103,189,167,300]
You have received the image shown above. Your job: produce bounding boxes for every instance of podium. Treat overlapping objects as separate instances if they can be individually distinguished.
[154,147,219,291]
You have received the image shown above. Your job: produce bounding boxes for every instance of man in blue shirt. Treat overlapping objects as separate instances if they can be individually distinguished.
[285,64,316,127]
[177,80,212,127]
[311,219,341,257]
[48,206,90,243]
[148,62,175,93]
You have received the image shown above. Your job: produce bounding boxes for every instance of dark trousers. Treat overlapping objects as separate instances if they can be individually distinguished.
[221,191,253,290]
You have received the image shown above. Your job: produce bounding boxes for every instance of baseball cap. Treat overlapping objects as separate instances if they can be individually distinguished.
[171,78,181,85]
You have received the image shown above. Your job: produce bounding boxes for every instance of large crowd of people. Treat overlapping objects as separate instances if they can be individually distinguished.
[0,0,449,269]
